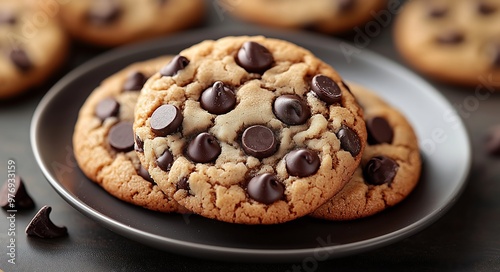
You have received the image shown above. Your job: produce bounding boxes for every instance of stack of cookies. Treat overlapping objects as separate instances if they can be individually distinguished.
[73,36,421,224]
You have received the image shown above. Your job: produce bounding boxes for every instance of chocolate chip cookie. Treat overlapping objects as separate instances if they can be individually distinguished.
[223,0,387,34]
[134,36,367,224]
[58,0,205,47]
[394,0,500,87]
[0,0,68,99]
[311,83,421,221]
[73,56,186,212]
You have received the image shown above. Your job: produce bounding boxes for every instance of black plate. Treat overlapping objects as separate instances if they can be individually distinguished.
[31,26,471,262]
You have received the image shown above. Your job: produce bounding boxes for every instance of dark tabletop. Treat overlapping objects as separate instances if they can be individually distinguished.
[1,1,500,271]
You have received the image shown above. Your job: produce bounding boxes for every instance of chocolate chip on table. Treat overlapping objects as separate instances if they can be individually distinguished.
[236,41,274,74]
[337,125,361,156]
[150,104,183,136]
[0,175,35,210]
[9,48,32,72]
[367,117,394,145]
[273,95,311,126]
[485,125,500,156]
[134,134,144,152]
[187,133,221,163]
[123,71,147,91]
[363,156,399,185]
[247,173,284,205]
[108,121,135,152]
[138,166,154,183]
[436,31,464,44]
[26,206,68,239]
[477,2,497,15]
[285,148,320,177]
[0,11,16,24]
[200,81,237,114]
[95,97,120,120]
[160,55,190,77]
[177,177,190,191]
[241,125,278,159]
[156,150,174,171]
[311,75,342,105]
[87,0,121,25]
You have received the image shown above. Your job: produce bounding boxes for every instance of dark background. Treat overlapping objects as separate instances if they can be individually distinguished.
[1,1,500,271]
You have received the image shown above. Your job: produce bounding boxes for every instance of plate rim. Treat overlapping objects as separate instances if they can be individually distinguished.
[30,26,472,261]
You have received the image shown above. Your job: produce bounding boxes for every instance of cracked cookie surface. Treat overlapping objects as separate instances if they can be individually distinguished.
[73,56,186,213]
[311,83,421,221]
[134,36,366,224]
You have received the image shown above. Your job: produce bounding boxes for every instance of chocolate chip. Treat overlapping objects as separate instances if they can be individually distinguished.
[241,125,278,159]
[485,126,500,156]
[478,2,497,15]
[177,177,190,191]
[1,176,35,210]
[134,134,144,152]
[123,71,147,91]
[273,95,311,126]
[150,104,183,136]
[338,0,356,11]
[108,121,134,152]
[26,206,68,239]
[9,48,32,72]
[367,117,394,145]
[200,81,237,114]
[0,11,16,24]
[236,41,274,74]
[436,31,464,44]
[157,0,169,6]
[156,150,174,171]
[95,97,120,121]
[428,6,448,18]
[160,55,190,77]
[187,133,221,163]
[311,75,342,105]
[338,126,361,156]
[363,156,399,185]
[138,166,154,183]
[87,0,121,25]
[285,149,320,177]
[247,173,284,204]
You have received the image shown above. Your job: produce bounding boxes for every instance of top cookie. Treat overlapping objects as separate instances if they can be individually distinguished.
[0,0,68,99]
[134,36,367,224]
[57,0,205,47]
[394,0,500,87]
[223,0,387,34]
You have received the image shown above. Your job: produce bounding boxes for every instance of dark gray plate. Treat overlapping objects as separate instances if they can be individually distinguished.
[30,27,471,262]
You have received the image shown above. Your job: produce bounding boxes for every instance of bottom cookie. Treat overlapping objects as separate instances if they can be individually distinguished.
[311,83,421,220]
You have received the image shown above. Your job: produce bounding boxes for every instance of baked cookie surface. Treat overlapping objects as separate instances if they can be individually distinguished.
[311,83,421,221]
[223,0,387,34]
[0,0,68,99]
[394,0,500,87]
[73,56,185,213]
[58,0,205,47]
[134,36,367,224]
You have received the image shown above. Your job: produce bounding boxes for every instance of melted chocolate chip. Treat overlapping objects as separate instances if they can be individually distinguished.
[9,48,32,72]
[177,177,190,191]
[156,150,174,171]
[367,117,394,145]
[337,126,361,156]
[200,81,237,114]
[285,149,320,177]
[247,173,284,204]
[95,97,120,120]
[187,133,221,163]
[150,104,183,136]
[123,71,147,91]
[241,125,278,159]
[0,176,35,210]
[273,95,311,126]
[0,11,16,24]
[363,156,399,185]
[478,2,497,15]
[160,55,190,77]
[108,121,135,152]
[138,166,154,183]
[311,75,342,104]
[26,206,68,238]
[134,134,144,152]
[485,126,500,156]
[87,0,122,25]
[236,41,274,74]
[436,31,464,44]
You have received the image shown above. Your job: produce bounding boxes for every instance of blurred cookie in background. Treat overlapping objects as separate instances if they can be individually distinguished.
[57,0,206,47]
[0,0,68,99]
[394,0,500,88]
[221,0,387,35]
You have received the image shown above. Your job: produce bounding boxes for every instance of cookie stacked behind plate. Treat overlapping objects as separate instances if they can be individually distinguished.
[133,36,367,224]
